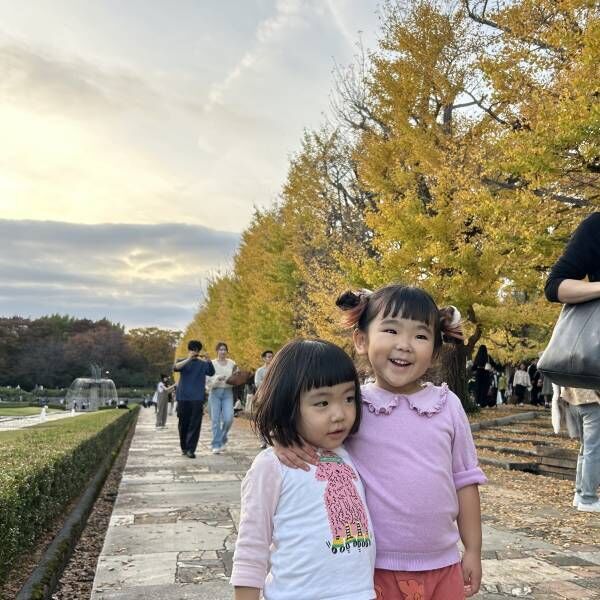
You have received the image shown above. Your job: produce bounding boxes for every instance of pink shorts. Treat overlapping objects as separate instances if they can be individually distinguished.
[374,563,464,600]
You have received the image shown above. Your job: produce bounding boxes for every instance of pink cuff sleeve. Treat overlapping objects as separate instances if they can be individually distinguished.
[230,450,282,589]
[454,466,487,490]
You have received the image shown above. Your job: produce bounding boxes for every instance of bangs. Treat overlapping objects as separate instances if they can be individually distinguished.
[253,338,362,447]
[299,342,358,392]
[367,285,439,328]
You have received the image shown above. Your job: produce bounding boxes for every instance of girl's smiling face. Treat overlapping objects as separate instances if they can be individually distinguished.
[354,313,435,395]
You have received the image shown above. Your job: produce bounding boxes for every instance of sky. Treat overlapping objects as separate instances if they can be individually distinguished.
[0,0,381,330]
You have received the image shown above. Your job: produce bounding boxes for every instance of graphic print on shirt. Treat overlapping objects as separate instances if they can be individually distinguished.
[315,452,372,554]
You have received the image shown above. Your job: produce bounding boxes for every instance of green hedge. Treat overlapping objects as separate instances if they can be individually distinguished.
[0,407,139,587]
[27,402,67,411]
[0,388,34,401]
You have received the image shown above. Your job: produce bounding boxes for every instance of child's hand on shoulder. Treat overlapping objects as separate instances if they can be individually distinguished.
[272,440,319,471]
[461,549,482,597]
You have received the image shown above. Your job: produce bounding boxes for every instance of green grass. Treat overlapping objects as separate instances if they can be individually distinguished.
[0,406,60,417]
[0,407,138,587]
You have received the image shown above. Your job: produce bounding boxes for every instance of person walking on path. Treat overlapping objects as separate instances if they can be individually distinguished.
[276,284,487,598]
[155,374,176,429]
[167,388,175,415]
[540,374,553,408]
[472,345,492,408]
[545,211,600,512]
[528,359,541,406]
[498,371,508,404]
[253,349,273,392]
[512,363,532,405]
[207,342,237,454]
[231,339,376,600]
[173,340,215,459]
[253,349,274,449]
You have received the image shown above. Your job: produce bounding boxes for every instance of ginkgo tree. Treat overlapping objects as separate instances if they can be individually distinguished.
[178,0,599,396]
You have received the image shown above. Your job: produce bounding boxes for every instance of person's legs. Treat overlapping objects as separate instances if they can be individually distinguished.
[185,402,204,454]
[475,376,487,407]
[578,403,600,505]
[531,386,538,405]
[515,384,525,404]
[209,388,224,449]
[156,392,168,427]
[221,388,234,446]
[569,404,584,499]
[178,401,191,453]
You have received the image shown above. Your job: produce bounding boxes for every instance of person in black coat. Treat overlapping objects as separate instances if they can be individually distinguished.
[528,359,541,405]
[472,345,492,408]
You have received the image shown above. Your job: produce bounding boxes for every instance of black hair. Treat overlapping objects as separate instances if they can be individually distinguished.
[187,340,202,352]
[261,349,274,358]
[473,345,488,368]
[337,284,459,357]
[160,373,168,380]
[254,339,361,447]
[216,341,228,352]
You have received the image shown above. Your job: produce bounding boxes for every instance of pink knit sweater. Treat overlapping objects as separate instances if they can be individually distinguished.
[345,383,487,571]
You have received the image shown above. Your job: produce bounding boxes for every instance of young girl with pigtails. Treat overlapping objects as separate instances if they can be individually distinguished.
[276,284,487,600]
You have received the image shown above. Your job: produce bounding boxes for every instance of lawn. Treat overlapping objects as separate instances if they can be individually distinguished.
[0,406,61,417]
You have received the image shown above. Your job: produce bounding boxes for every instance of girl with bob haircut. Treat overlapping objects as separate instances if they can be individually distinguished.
[231,338,376,600]
[276,284,487,600]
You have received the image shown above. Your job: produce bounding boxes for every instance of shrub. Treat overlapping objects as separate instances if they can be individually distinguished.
[0,387,34,402]
[0,407,138,586]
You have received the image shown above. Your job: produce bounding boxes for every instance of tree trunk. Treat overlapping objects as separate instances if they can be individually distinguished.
[429,343,476,413]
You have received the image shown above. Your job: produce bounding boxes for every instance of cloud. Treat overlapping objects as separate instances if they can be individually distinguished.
[0,3,382,233]
[0,220,240,329]
[324,0,358,48]
[203,0,306,113]
[0,40,159,117]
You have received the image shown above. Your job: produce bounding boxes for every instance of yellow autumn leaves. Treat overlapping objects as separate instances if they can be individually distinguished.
[179,0,599,367]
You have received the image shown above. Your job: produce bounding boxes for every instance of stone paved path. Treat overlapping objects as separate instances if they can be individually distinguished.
[92,408,600,599]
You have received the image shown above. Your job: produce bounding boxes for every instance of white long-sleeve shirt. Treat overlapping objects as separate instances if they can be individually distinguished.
[513,370,532,389]
[231,447,376,600]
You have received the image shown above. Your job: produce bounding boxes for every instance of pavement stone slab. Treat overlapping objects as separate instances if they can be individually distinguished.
[482,557,577,586]
[93,581,231,599]
[94,552,178,589]
[102,520,231,554]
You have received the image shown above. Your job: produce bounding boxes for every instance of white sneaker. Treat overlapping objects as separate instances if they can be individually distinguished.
[577,499,600,512]
[573,492,582,507]
[212,448,222,454]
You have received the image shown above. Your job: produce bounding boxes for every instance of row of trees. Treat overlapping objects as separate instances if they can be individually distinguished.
[179,1,599,379]
[0,315,181,389]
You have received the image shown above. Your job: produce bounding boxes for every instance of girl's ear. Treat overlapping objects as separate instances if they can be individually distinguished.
[353,329,368,356]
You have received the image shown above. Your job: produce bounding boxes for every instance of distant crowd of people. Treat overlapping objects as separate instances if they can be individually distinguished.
[146,342,274,459]
[468,346,554,409]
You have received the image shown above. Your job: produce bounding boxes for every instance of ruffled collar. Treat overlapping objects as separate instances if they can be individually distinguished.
[361,382,449,417]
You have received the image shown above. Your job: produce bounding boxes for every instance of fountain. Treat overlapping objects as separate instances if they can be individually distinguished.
[65,364,118,411]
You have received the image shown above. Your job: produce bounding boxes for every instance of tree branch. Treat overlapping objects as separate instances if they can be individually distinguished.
[482,177,590,206]
[463,90,515,128]
[462,0,566,57]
